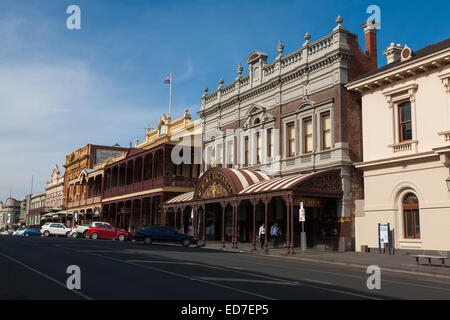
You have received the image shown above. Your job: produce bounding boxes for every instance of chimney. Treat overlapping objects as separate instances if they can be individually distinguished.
[382,43,403,64]
[361,20,378,67]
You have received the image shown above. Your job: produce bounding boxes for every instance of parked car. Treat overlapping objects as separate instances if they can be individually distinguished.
[87,225,129,241]
[40,223,71,237]
[133,226,198,247]
[23,228,41,236]
[69,222,110,238]
[16,228,26,236]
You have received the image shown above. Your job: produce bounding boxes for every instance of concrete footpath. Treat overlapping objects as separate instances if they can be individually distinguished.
[199,241,450,280]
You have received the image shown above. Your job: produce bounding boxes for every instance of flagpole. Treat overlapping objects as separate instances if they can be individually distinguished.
[169,71,172,119]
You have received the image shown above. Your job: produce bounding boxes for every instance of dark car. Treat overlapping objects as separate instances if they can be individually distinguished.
[133,226,197,247]
[23,228,41,236]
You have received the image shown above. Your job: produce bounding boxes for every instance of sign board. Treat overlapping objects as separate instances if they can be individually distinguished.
[379,224,389,243]
[95,149,124,165]
[378,223,391,255]
[299,202,305,222]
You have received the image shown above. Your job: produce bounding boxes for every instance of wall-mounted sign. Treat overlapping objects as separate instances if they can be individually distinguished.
[294,198,325,207]
[95,149,124,164]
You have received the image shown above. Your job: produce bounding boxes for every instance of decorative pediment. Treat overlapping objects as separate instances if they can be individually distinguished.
[242,103,274,129]
[246,51,268,65]
[194,168,235,200]
[296,99,315,111]
[51,164,60,178]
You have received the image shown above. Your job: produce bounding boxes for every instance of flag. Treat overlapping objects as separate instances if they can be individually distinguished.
[164,76,171,84]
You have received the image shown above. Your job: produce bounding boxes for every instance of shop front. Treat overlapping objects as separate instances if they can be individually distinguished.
[163,167,345,253]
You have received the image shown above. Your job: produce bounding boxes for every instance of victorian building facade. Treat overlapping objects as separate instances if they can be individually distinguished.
[347,38,450,253]
[65,152,127,227]
[44,164,64,213]
[63,143,129,224]
[100,111,201,232]
[27,192,46,226]
[164,17,379,252]
[0,198,21,230]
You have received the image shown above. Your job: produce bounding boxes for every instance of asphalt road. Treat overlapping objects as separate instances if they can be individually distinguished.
[1,235,449,300]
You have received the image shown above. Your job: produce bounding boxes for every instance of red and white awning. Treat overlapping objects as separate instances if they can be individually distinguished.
[166,191,195,204]
[239,172,316,195]
[221,168,272,193]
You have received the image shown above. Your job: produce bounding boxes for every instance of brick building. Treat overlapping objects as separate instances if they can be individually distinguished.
[164,16,378,252]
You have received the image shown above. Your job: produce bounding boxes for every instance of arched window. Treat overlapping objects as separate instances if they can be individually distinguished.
[253,118,261,126]
[403,193,420,239]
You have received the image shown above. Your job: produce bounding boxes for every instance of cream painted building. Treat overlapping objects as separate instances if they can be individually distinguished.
[347,38,450,253]
[45,164,64,212]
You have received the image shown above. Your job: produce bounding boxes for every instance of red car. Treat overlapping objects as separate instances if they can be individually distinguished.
[87,225,129,241]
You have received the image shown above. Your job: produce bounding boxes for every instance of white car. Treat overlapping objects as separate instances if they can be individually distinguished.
[69,221,110,238]
[16,228,26,236]
[40,223,71,237]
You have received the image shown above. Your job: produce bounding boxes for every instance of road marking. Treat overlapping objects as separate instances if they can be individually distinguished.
[303,279,332,285]
[58,245,275,300]
[197,277,298,286]
[127,260,199,265]
[0,252,92,300]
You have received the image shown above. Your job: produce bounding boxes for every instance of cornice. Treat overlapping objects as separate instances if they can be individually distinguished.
[200,51,349,118]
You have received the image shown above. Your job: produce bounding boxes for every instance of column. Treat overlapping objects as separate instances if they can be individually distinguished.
[231,204,235,248]
[181,208,185,234]
[235,202,239,249]
[202,206,206,247]
[222,204,226,249]
[141,156,145,184]
[174,208,177,230]
[114,203,118,227]
[149,197,153,226]
[285,196,291,254]
[264,199,268,253]
[124,162,128,186]
[252,200,256,250]
[139,198,143,229]
[290,196,295,254]
[130,200,134,233]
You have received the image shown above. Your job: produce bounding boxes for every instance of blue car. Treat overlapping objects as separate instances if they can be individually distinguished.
[23,228,41,236]
[133,226,198,247]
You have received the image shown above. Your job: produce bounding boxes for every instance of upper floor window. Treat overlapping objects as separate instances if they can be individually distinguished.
[226,140,233,169]
[287,122,295,157]
[267,129,273,158]
[321,112,331,150]
[244,136,249,167]
[398,101,412,142]
[303,118,313,154]
[216,144,223,168]
[256,132,262,164]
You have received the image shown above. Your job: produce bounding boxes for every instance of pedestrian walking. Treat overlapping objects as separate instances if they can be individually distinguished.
[270,222,281,248]
[258,223,266,249]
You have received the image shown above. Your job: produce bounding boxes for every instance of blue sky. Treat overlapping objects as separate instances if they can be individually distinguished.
[0,0,449,201]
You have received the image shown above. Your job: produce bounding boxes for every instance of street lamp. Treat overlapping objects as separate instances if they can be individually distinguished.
[447,176,450,191]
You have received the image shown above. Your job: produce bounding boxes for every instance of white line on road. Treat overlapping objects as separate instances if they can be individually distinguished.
[197,277,298,286]
[303,279,332,285]
[127,260,199,265]
[58,245,275,300]
[0,252,92,300]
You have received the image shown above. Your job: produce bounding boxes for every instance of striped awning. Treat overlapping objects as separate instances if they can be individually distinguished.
[166,191,195,204]
[239,172,316,195]
[220,168,273,193]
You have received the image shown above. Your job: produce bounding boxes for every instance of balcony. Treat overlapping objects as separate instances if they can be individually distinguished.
[67,195,101,209]
[103,176,198,199]
[388,140,418,153]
